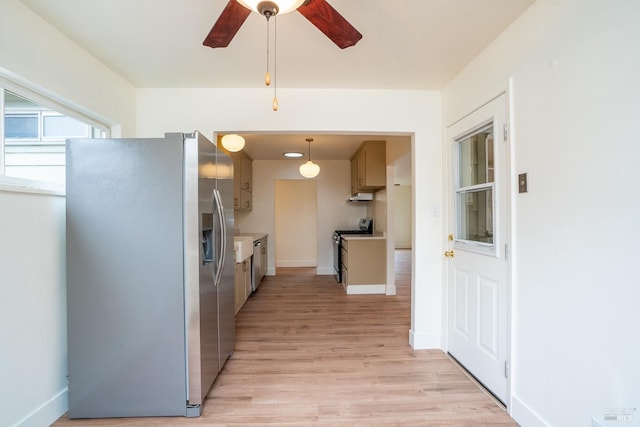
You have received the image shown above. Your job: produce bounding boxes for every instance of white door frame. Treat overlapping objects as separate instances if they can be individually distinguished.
[442,83,514,409]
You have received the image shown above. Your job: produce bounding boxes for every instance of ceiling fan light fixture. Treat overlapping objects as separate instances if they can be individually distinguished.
[237,0,305,16]
[221,134,245,152]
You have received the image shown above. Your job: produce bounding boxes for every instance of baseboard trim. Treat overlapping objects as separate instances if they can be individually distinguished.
[409,329,442,349]
[385,284,397,295]
[511,395,551,427]
[15,387,67,427]
[275,260,317,268]
[344,284,386,295]
[316,267,334,275]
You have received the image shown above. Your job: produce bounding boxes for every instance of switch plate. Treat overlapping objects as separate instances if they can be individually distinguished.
[518,173,528,193]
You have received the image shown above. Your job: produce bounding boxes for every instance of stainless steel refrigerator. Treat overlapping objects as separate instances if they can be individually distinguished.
[65,132,235,418]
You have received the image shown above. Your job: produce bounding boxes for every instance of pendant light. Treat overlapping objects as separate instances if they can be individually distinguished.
[299,138,320,178]
[221,134,245,152]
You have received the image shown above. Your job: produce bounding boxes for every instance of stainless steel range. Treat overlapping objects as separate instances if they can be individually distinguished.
[333,218,373,283]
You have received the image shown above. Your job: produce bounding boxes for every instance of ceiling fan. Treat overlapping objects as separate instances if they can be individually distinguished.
[203,0,362,49]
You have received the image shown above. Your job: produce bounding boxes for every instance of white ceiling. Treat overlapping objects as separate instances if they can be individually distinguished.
[19,0,533,180]
[20,0,534,90]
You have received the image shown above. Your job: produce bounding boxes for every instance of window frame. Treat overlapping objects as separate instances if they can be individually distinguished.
[453,120,497,256]
[1,75,111,194]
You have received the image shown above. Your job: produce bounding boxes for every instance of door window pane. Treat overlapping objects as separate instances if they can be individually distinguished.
[458,126,494,187]
[456,188,494,244]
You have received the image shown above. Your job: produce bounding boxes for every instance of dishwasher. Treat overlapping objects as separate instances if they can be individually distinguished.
[252,237,266,291]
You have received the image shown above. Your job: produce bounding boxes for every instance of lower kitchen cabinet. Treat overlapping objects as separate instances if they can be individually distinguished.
[341,237,386,294]
[234,258,251,314]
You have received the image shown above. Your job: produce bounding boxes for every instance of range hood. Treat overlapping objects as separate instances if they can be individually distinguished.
[348,192,373,202]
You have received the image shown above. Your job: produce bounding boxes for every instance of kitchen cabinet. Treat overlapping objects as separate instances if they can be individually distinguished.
[231,150,253,211]
[235,258,251,314]
[341,236,386,294]
[351,141,386,193]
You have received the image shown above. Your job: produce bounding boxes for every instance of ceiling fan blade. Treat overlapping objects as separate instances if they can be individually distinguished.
[297,0,362,49]
[203,0,251,48]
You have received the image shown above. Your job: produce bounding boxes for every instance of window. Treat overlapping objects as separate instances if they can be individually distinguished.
[5,113,38,139]
[454,123,495,250]
[1,88,107,187]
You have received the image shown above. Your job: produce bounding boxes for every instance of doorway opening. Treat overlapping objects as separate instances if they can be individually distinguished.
[274,179,318,269]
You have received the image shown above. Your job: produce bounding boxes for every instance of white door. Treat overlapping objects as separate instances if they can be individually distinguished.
[446,94,509,404]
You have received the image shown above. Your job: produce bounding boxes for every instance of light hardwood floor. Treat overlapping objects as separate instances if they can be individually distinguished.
[54,250,517,426]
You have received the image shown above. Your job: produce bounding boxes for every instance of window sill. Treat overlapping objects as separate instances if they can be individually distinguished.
[0,176,64,196]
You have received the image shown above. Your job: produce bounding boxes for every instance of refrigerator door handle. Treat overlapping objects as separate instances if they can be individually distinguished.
[213,188,226,287]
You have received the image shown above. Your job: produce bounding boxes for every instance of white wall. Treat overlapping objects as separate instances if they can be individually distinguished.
[136,88,443,346]
[0,0,136,135]
[442,0,640,425]
[0,190,67,427]
[0,2,137,425]
[394,186,412,249]
[373,189,387,234]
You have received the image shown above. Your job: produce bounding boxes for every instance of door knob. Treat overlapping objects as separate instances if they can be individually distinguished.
[444,250,454,258]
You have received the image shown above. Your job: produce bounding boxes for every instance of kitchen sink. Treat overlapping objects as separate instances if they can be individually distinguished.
[233,236,254,263]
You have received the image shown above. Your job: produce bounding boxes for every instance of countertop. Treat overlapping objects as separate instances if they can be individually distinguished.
[341,232,386,241]
[237,232,268,241]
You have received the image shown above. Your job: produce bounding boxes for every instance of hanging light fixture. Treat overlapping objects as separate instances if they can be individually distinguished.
[221,134,245,152]
[299,138,320,178]
[237,0,306,16]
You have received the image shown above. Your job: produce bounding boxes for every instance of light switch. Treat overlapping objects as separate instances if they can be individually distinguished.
[518,173,528,193]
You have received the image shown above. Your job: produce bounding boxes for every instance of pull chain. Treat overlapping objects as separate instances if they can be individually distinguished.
[272,14,279,111]
[265,17,270,86]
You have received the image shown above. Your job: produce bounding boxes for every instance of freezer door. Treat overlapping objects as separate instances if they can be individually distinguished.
[66,135,187,418]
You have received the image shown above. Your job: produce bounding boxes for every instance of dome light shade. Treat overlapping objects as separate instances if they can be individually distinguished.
[299,137,319,178]
[237,0,306,15]
[299,160,320,178]
[221,134,245,152]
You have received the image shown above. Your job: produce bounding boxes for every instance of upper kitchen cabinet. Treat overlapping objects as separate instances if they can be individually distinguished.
[231,150,253,211]
[351,141,386,193]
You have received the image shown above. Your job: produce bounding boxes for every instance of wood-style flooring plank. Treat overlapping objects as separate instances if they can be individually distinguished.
[54,250,517,426]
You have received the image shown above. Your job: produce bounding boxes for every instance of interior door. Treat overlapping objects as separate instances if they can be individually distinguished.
[446,94,509,404]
